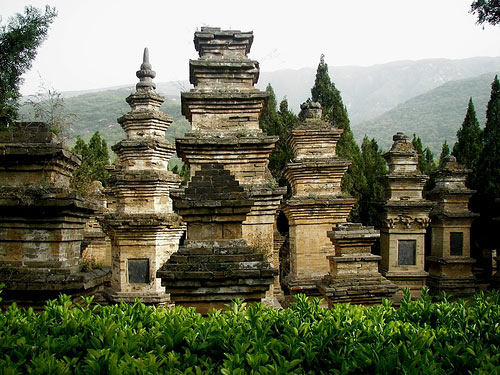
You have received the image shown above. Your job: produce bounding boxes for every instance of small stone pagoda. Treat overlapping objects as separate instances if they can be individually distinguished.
[426,155,479,297]
[283,102,356,296]
[157,163,276,313]
[176,27,285,296]
[376,132,434,298]
[100,49,184,304]
[0,122,110,307]
[317,223,398,306]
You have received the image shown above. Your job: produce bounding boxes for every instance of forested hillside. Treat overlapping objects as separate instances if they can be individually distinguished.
[258,56,500,124]
[20,88,190,146]
[18,57,500,155]
[356,72,498,154]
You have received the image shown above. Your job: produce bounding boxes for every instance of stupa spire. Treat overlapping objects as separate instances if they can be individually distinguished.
[136,47,156,90]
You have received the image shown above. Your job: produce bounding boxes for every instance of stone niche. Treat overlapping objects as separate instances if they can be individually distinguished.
[282,102,356,296]
[0,122,110,307]
[157,163,276,314]
[177,27,285,300]
[100,49,185,305]
[426,156,479,297]
[317,223,398,306]
[376,132,434,299]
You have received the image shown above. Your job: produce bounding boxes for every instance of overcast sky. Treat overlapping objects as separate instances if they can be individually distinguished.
[3,0,500,96]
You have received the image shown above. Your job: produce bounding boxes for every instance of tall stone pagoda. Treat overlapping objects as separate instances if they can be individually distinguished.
[317,223,398,306]
[283,102,356,296]
[100,49,184,305]
[377,132,434,298]
[426,155,479,297]
[0,122,110,307]
[176,27,286,293]
[157,163,277,313]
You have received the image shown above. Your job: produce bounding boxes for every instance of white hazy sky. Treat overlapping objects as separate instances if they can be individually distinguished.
[2,0,500,96]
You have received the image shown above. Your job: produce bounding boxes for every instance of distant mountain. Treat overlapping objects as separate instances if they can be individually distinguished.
[355,72,499,155]
[19,57,500,155]
[257,56,500,125]
[20,87,190,147]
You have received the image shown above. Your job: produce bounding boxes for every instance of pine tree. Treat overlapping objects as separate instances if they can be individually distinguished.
[310,54,365,220]
[71,131,110,195]
[438,140,450,168]
[259,84,297,184]
[473,75,500,212]
[260,84,279,136]
[359,136,387,225]
[452,97,483,171]
[412,134,436,175]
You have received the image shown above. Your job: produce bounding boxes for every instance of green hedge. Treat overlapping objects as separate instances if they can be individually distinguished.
[0,288,499,374]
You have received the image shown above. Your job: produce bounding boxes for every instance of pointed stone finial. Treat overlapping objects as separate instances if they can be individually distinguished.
[136,48,156,90]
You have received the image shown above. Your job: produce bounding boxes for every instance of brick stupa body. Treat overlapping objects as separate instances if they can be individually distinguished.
[157,163,277,313]
[100,49,184,304]
[376,132,434,298]
[0,123,110,307]
[283,102,356,296]
[426,155,479,297]
[175,27,285,298]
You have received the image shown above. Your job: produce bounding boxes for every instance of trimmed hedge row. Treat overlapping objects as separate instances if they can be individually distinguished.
[0,288,499,374]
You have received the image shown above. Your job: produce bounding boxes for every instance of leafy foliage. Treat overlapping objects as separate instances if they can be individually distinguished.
[452,97,483,172]
[358,137,387,226]
[259,84,297,185]
[412,134,436,175]
[471,0,500,26]
[472,75,500,214]
[70,131,110,195]
[438,140,450,168]
[1,290,500,374]
[0,5,57,126]
[22,85,75,142]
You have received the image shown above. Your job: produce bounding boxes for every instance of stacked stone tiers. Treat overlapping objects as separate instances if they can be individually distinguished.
[282,103,356,296]
[109,170,180,214]
[157,163,276,313]
[426,156,479,297]
[112,139,175,170]
[176,136,278,185]
[101,49,184,304]
[377,133,434,298]
[0,123,110,307]
[288,127,342,161]
[177,27,284,302]
[317,223,397,306]
[284,162,350,197]
[182,27,265,136]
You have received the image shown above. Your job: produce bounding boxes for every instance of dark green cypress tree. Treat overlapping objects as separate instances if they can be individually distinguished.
[359,136,387,226]
[260,84,279,136]
[438,140,450,168]
[473,75,500,212]
[412,134,436,175]
[452,97,483,171]
[259,84,297,184]
[310,54,365,220]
